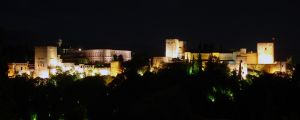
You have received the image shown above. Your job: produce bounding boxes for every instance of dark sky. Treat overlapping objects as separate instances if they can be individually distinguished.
[1,0,300,62]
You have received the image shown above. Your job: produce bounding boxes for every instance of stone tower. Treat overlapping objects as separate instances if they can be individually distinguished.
[257,42,274,64]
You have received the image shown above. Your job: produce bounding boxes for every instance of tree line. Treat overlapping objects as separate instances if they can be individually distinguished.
[0,54,299,120]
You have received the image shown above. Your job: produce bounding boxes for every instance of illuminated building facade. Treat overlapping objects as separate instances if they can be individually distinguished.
[154,39,287,79]
[61,48,84,63]
[8,45,127,78]
[257,42,274,64]
[166,39,186,59]
[152,57,171,69]
[157,39,186,70]
[34,46,59,78]
[83,49,131,63]
[7,38,287,80]
[8,62,33,78]
[110,61,122,77]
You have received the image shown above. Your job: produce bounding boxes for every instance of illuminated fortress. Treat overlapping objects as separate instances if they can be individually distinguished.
[8,39,131,78]
[7,38,288,79]
[165,39,186,59]
[153,39,287,79]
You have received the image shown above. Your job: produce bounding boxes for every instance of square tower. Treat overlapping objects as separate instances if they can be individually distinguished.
[35,46,58,78]
[166,39,185,59]
[257,42,274,64]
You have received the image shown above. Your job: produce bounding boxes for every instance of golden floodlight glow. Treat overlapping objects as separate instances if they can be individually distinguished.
[184,52,192,61]
[212,52,220,58]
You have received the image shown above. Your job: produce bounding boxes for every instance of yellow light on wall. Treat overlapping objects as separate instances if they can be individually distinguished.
[184,52,192,61]
[110,61,121,76]
[212,52,220,58]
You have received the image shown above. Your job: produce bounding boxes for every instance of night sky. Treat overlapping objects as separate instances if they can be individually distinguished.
[1,1,300,62]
